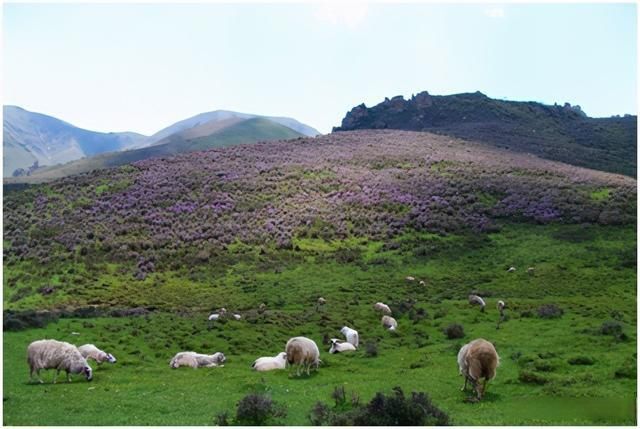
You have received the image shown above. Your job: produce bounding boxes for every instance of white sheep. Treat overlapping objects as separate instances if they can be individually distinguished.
[329,338,357,354]
[497,300,505,312]
[373,302,392,315]
[381,315,398,331]
[507,266,516,273]
[285,336,320,376]
[78,344,117,364]
[468,294,486,312]
[233,313,242,320]
[27,339,93,383]
[169,351,226,369]
[405,276,415,282]
[317,297,326,305]
[527,267,535,275]
[419,280,426,286]
[457,338,500,400]
[251,352,287,372]
[340,326,359,348]
[208,313,221,321]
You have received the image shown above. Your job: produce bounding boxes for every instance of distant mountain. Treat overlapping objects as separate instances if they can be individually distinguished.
[3,106,147,177]
[6,117,304,183]
[334,91,637,177]
[148,110,319,143]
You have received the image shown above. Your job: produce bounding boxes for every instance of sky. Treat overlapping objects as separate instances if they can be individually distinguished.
[3,2,637,135]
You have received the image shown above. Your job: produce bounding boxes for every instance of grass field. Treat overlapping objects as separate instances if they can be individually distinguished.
[3,222,636,425]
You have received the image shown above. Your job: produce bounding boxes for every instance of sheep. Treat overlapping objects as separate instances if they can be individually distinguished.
[405,276,415,282]
[208,313,222,321]
[373,302,392,315]
[381,315,398,331]
[315,297,326,311]
[496,300,506,329]
[507,266,516,273]
[27,339,93,383]
[329,338,357,354]
[232,313,242,320]
[258,303,267,313]
[527,267,535,275]
[340,326,359,348]
[78,344,117,364]
[169,352,226,369]
[419,280,426,286]
[468,294,486,312]
[457,339,500,400]
[285,336,320,376]
[251,352,287,372]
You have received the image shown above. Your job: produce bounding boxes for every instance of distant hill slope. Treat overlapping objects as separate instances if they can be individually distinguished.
[334,91,637,177]
[5,117,304,183]
[3,106,147,177]
[148,109,319,143]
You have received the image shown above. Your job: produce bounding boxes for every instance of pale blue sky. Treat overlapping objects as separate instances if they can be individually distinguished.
[3,2,637,134]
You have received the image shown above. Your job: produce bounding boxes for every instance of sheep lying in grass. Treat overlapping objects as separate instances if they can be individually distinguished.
[468,294,486,312]
[27,339,93,383]
[340,326,359,348]
[405,276,415,282]
[457,338,500,400]
[285,336,320,376]
[373,302,392,315]
[329,338,356,354]
[78,344,117,364]
[381,315,398,331]
[252,352,287,372]
[169,352,226,369]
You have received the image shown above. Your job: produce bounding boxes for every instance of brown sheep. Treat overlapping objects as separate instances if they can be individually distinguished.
[457,338,500,400]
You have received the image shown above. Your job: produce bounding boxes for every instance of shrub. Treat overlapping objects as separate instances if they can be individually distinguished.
[537,304,563,319]
[308,387,450,426]
[3,310,59,331]
[364,341,378,358]
[568,356,595,366]
[235,393,286,426]
[443,323,465,339]
[600,320,623,336]
[519,370,548,384]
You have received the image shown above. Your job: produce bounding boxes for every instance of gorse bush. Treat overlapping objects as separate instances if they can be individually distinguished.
[309,386,450,426]
[444,323,465,339]
[235,393,286,426]
[537,304,563,319]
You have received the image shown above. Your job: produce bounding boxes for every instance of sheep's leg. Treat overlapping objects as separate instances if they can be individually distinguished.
[460,376,469,391]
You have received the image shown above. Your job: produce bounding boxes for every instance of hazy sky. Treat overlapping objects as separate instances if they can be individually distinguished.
[3,2,637,134]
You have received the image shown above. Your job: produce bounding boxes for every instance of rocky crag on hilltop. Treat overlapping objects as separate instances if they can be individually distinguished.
[334,91,637,177]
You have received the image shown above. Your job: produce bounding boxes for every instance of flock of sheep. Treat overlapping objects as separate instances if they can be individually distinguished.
[26,272,509,401]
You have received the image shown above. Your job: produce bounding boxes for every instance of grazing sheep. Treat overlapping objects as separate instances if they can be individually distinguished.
[373,302,392,315]
[329,338,357,354]
[457,339,500,400]
[233,313,242,320]
[169,352,226,369]
[317,297,326,305]
[78,344,117,364]
[381,315,398,331]
[285,336,320,376]
[27,339,93,383]
[258,303,267,313]
[497,300,505,313]
[340,326,359,348]
[527,267,535,275]
[405,276,415,282]
[419,280,426,286]
[468,294,486,312]
[208,313,222,321]
[252,352,287,372]
[507,266,516,273]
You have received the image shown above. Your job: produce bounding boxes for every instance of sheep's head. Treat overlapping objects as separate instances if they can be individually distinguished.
[105,353,117,363]
[213,352,226,364]
[277,352,287,361]
[83,365,93,381]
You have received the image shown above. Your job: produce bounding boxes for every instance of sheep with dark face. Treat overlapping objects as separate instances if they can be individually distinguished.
[329,338,356,354]
[457,338,500,400]
[381,315,398,331]
[78,344,117,364]
[468,294,486,312]
[285,337,320,376]
[169,352,226,369]
[27,339,93,383]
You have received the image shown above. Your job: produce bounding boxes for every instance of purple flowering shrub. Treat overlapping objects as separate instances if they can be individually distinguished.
[3,130,635,278]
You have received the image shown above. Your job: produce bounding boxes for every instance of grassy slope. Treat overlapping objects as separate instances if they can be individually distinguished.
[5,118,303,184]
[3,223,636,425]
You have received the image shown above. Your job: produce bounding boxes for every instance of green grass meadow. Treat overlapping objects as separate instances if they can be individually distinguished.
[3,223,637,425]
